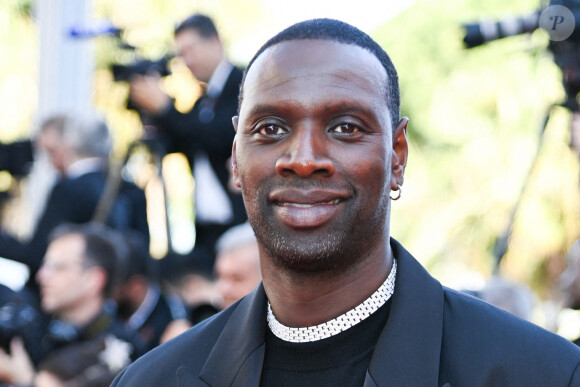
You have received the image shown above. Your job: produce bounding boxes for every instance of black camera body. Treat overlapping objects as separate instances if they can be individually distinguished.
[0,140,34,177]
[0,285,45,363]
[0,300,39,352]
[111,55,173,121]
[111,56,172,83]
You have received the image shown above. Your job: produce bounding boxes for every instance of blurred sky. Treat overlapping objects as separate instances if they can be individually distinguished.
[224,0,416,63]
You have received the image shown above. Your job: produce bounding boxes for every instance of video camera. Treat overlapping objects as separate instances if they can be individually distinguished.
[111,55,173,117]
[462,0,580,111]
[111,56,172,83]
[67,21,173,116]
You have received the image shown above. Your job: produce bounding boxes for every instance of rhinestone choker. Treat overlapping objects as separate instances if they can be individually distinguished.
[267,259,397,343]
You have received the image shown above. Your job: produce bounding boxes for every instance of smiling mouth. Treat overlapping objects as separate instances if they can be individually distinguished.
[275,199,342,207]
[271,197,346,229]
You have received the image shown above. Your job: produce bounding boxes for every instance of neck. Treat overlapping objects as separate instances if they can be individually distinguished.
[262,241,394,328]
[59,298,104,327]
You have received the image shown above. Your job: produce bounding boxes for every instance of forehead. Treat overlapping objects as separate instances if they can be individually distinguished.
[175,29,207,47]
[44,234,85,262]
[241,39,388,114]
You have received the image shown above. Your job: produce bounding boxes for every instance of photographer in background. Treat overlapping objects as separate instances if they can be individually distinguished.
[129,13,246,272]
[0,112,149,301]
[0,223,145,386]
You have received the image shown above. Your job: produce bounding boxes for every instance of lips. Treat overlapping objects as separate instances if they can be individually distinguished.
[277,198,341,207]
[269,189,349,228]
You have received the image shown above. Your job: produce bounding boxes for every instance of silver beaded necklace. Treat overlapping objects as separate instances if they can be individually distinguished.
[267,259,397,343]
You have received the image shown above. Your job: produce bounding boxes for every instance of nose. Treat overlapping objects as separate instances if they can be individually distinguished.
[275,125,335,178]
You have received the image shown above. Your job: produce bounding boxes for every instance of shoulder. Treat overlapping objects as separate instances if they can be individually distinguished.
[440,287,580,384]
[54,172,104,195]
[111,307,234,386]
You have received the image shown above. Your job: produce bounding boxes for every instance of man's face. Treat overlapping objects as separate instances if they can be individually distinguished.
[233,39,402,273]
[37,124,67,174]
[215,243,261,308]
[175,29,221,83]
[36,234,98,316]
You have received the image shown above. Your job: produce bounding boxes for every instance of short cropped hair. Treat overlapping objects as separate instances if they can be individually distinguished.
[216,222,257,256]
[174,14,219,39]
[120,230,156,281]
[239,18,400,131]
[49,223,122,297]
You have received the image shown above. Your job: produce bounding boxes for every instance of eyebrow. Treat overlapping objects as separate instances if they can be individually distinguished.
[245,100,379,120]
[244,102,297,117]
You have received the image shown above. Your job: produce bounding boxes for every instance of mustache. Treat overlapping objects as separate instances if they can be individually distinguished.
[259,178,353,193]
[257,179,357,206]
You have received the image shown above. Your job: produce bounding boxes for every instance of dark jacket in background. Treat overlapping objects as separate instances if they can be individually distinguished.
[0,169,149,294]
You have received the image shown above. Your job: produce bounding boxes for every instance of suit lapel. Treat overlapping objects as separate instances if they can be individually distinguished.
[196,284,267,387]
[365,239,444,386]
[180,239,444,386]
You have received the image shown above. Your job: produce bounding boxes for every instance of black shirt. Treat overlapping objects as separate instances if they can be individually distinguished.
[260,300,391,386]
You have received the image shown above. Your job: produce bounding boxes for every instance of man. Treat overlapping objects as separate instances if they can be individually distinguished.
[214,222,261,309]
[129,13,246,271]
[113,231,189,352]
[0,112,149,298]
[0,223,144,385]
[159,255,221,327]
[112,18,580,386]
[154,223,261,345]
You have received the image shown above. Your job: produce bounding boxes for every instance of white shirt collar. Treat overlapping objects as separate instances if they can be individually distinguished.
[65,158,105,179]
[205,59,234,98]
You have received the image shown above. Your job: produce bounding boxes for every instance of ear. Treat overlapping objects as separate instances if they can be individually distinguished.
[390,117,409,190]
[230,123,242,189]
[86,266,108,297]
[232,116,239,133]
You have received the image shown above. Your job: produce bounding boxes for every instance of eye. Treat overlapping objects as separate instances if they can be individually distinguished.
[258,124,287,136]
[330,123,361,134]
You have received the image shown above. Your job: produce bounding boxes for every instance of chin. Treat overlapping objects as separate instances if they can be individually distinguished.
[41,301,56,313]
[266,235,352,274]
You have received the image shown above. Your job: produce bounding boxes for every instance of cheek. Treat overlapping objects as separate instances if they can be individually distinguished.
[345,149,389,190]
[237,146,275,188]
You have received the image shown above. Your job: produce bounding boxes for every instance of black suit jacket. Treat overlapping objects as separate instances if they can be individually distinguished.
[0,169,149,291]
[152,66,247,227]
[112,239,580,386]
[130,287,188,352]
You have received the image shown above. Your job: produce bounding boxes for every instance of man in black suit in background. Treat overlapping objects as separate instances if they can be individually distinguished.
[0,112,149,299]
[129,14,246,271]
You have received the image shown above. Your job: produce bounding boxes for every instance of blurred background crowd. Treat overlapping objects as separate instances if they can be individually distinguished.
[1,0,580,385]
